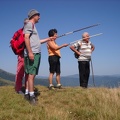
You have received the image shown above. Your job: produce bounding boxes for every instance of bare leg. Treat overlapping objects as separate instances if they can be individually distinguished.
[27,74,37,105]
[56,73,60,84]
[48,73,54,85]
[24,74,35,102]
[28,74,35,92]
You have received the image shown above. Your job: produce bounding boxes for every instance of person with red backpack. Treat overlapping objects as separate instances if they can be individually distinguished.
[10,18,29,94]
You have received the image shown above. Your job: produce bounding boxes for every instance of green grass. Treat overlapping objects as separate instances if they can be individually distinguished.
[0,86,120,120]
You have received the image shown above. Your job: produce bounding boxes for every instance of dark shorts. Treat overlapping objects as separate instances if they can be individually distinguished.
[24,53,41,75]
[48,55,61,74]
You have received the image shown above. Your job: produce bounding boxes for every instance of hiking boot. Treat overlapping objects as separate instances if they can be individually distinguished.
[29,95,37,105]
[56,84,62,89]
[48,84,55,90]
[24,94,30,101]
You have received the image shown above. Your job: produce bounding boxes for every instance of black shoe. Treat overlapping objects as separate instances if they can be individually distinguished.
[29,95,37,105]
[24,94,30,101]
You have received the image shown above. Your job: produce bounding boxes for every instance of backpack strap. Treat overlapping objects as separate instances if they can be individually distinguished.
[29,23,34,38]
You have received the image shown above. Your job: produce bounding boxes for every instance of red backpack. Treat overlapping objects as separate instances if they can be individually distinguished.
[10,28,25,55]
[10,24,34,55]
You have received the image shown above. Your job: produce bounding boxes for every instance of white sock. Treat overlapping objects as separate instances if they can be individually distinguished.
[25,89,29,95]
[29,92,34,96]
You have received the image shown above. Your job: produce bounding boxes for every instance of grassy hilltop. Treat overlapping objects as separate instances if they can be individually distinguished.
[0,86,120,120]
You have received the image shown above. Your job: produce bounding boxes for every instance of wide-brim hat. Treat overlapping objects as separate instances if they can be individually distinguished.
[28,9,40,19]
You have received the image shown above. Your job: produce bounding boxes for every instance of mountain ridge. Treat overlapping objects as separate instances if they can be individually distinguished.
[0,68,120,88]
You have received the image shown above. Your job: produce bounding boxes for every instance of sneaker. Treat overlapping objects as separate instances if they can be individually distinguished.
[24,94,30,101]
[56,84,62,89]
[48,84,55,90]
[29,95,37,105]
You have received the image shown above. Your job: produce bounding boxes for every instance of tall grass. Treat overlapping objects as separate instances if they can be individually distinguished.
[0,86,120,120]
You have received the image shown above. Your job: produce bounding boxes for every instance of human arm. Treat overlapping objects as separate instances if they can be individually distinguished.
[24,22,35,61]
[40,36,56,44]
[91,44,95,52]
[24,33,34,61]
[70,45,81,56]
[47,41,68,50]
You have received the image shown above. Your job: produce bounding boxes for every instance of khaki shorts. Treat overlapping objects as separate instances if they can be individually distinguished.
[24,53,41,75]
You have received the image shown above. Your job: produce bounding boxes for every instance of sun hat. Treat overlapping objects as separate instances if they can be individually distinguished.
[28,9,40,19]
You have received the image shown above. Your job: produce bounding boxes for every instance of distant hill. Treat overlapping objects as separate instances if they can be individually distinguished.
[0,68,120,88]
[0,77,14,86]
[0,69,15,82]
[0,69,49,86]
[60,74,120,88]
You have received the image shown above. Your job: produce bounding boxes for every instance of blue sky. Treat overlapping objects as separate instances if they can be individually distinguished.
[0,0,120,76]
